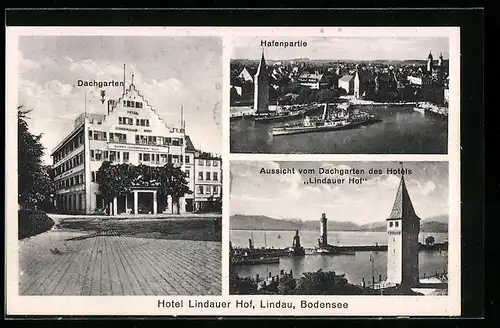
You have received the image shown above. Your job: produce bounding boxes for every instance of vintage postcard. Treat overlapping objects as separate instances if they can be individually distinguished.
[6,26,460,317]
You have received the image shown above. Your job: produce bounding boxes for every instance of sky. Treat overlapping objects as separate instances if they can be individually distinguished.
[231,37,450,61]
[18,36,222,164]
[230,161,448,225]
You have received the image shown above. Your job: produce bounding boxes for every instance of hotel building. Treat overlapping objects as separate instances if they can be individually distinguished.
[51,80,221,215]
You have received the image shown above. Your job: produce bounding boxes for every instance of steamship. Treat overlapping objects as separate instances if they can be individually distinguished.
[272,102,380,136]
[254,103,322,123]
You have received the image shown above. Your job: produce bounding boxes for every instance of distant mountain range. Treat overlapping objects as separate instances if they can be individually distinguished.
[231,58,449,66]
[230,214,448,233]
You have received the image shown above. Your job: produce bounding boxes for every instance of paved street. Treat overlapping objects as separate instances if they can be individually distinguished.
[19,229,221,296]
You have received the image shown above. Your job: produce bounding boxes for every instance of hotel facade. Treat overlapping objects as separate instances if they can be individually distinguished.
[51,82,222,215]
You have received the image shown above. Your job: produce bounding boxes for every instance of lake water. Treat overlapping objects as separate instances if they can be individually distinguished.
[230,105,448,154]
[230,230,448,286]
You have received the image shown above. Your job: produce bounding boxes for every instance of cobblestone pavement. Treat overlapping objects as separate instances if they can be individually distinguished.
[19,230,221,295]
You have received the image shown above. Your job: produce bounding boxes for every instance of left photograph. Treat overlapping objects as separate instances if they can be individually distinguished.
[17,35,222,295]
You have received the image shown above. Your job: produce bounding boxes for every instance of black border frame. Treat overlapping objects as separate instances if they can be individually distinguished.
[4,8,484,321]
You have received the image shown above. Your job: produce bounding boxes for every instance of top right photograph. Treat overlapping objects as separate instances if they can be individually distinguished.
[230,36,451,154]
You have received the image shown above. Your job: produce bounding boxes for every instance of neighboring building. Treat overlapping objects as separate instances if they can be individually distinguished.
[253,52,270,113]
[51,79,221,215]
[194,152,222,211]
[238,67,253,83]
[298,72,330,90]
[386,172,421,287]
[354,70,374,99]
[338,75,355,95]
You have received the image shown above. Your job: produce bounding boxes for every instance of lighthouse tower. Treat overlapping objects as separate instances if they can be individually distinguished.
[386,168,421,287]
[319,213,328,247]
[253,51,270,114]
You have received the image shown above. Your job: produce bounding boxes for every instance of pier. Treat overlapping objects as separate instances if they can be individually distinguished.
[232,242,448,259]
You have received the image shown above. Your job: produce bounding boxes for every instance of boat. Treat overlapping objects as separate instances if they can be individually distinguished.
[272,103,380,136]
[254,104,321,123]
[414,102,427,113]
[231,256,280,266]
[315,246,356,256]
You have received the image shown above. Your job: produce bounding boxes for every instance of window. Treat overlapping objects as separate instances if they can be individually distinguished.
[110,151,116,162]
[213,160,219,167]
[389,222,393,227]
[198,172,203,180]
[136,119,140,126]
[91,171,96,182]
[95,150,102,161]
[206,172,211,180]
[213,186,218,194]
[139,153,143,161]
[206,160,211,166]
[90,150,95,161]
[213,172,218,181]
[185,170,190,178]
[205,186,211,194]
[198,159,204,166]
[395,221,399,227]
[198,186,204,194]
[123,152,130,162]
[172,138,180,146]
[185,155,190,164]
[136,101,143,108]
[103,151,109,160]
[143,153,150,162]
[393,238,395,242]
[89,130,93,139]
[118,117,123,125]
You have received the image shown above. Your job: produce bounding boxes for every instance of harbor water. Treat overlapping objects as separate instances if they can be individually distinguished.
[230,105,448,154]
[230,230,448,285]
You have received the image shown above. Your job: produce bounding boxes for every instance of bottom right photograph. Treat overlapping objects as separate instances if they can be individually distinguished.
[229,160,450,296]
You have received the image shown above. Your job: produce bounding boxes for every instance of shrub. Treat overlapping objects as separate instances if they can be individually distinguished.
[18,209,55,240]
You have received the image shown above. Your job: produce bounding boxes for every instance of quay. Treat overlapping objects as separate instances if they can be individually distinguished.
[232,242,448,258]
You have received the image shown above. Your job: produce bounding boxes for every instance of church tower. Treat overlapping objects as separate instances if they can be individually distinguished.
[438,52,444,67]
[427,51,434,74]
[386,167,421,287]
[253,51,270,114]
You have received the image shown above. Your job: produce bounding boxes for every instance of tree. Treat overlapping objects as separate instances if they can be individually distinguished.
[97,162,192,215]
[230,275,257,295]
[18,106,54,209]
[96,161,133,210]
[294,270,352,295]
[157,163,193,214]
[277,274,296,295]
[425,236,435,245]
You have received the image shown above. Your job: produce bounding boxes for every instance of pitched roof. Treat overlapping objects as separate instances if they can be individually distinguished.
[298,72,324,81]
[339,75,354,82]
[255,52,267,77]
[387,175,420,221]
[184,135,196,152]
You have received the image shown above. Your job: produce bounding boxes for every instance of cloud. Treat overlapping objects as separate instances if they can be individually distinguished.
[18,51,221,163]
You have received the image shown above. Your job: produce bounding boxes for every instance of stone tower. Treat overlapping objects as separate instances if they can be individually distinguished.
[438,52,444,67]
[427,51,434,74]
[253,51,270,114]
[386,171,421,287]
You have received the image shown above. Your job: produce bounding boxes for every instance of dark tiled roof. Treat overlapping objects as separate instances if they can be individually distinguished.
[184,135,196,152]
[387,175,420,221]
